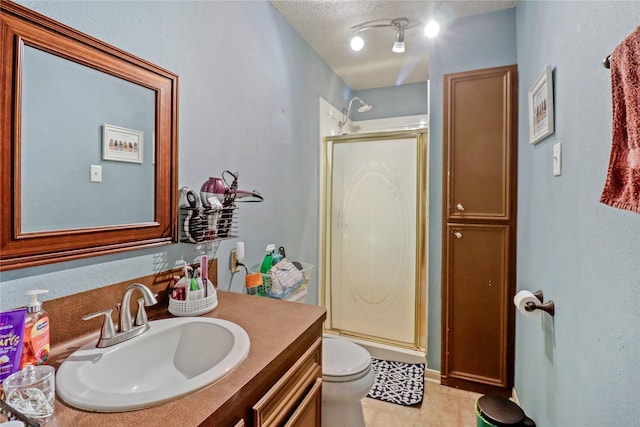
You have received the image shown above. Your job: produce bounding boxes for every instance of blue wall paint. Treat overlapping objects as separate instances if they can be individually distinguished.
[427,8,517,370]
[515,2,640,425]
[1,1,347,309]
[351,82,428,121]
[5,6,639,424]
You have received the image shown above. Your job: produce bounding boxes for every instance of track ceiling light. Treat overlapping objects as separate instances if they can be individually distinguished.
[391,18,407,53]
[349,17,438,53]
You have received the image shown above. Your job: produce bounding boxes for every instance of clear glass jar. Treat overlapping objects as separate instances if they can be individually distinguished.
[3,365,55,424]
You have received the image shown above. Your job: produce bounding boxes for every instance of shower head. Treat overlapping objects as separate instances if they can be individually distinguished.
[357,103,373,113]
[350,97,373,113]
[338,97,373,134]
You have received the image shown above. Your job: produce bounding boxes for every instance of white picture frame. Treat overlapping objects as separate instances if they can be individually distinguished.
[528,66,554,145]
[103,124,143,163]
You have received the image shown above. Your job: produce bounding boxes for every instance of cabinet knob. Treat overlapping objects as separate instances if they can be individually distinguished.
[454,232,463,239]
[456,203,465,211]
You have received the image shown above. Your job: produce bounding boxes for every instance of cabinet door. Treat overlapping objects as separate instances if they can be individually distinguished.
[443,65,517,221]
[253,339,322,427]
[284,378,322,427]
[441,224,514,392]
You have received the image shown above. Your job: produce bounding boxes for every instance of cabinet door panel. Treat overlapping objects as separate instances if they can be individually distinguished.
[253,338,322,427]
[443,224,511,388]
[444,66,517,221]
[284,378,322,427]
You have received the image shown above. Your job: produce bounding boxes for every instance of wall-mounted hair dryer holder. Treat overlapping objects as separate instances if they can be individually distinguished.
[524,290,555,316]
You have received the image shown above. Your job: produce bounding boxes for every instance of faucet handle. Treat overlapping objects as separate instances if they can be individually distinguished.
[134,298,148,326]
[82,309,116,339]
[134,294,158,327]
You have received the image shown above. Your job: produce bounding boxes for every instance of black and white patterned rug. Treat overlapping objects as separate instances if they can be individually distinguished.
[367,358,426,406]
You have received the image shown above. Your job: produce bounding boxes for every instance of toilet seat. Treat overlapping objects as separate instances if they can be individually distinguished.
[322,338,372,383]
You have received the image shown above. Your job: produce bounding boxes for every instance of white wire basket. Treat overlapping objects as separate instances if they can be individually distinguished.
[168,281,218,316]
[249,262,313,299]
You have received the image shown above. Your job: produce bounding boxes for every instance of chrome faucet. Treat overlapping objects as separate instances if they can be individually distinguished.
[82,283,158,348]
[118,283,158,332]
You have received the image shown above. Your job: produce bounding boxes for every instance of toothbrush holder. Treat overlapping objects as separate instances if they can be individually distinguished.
[168,280,217,316]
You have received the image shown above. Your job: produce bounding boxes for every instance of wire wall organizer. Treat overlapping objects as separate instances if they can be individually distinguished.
[180,206,238,245]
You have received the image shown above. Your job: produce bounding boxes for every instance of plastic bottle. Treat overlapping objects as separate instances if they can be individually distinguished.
[21,290,50,368]
[271,252,283,265]
[260,244,275,274]
[272,245,283,265]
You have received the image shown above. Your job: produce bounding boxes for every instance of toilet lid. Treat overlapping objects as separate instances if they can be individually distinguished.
[322,338,371,381]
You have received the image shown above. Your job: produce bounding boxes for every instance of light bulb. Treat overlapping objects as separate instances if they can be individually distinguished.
[392,41,405,53]
[424,20,440,38]
[350,35,364,51]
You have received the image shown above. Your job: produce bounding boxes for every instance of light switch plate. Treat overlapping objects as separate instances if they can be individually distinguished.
[553,142,562,176]
[90,165,102,182]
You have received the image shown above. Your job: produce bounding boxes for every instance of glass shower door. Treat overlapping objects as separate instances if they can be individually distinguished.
[324,131,427,347]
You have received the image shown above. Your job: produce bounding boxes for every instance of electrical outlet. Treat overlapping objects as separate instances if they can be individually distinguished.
[230,249,241,273]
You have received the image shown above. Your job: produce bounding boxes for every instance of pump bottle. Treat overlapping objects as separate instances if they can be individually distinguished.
[21,290,50,368]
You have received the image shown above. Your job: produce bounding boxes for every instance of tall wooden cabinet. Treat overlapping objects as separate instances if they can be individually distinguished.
[441,65,518,396]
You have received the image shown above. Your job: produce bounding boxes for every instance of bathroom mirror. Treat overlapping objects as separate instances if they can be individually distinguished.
[0,1,179,271]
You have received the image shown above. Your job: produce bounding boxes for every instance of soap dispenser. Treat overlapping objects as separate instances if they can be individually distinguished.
[260,244,275,274]
[21,290,50,368]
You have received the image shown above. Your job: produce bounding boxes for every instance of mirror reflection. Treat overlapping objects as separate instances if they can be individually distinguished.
[21,45,156,233]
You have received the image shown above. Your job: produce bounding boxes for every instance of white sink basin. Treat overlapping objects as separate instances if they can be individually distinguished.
[56,317,250,412]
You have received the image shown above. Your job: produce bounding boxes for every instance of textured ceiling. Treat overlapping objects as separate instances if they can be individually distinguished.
[271,0,517,90]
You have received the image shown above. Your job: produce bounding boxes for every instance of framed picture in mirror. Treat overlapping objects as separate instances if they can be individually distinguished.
[103,124,144,163]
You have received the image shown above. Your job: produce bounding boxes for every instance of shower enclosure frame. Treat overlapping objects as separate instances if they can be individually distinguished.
[320,130,428,352]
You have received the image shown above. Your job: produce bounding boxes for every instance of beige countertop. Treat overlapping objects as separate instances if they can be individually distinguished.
[45,290,326,427]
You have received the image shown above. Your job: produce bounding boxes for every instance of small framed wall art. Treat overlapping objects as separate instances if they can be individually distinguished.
[103,124,143,163]
[528,66,555,144]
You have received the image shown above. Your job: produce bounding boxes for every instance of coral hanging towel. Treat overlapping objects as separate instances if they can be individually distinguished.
[600,26,640,214]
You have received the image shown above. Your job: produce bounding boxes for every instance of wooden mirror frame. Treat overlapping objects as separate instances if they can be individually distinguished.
[0,1,179,271]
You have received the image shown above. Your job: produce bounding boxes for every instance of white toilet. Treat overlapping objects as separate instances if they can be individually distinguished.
[322,337,375,427]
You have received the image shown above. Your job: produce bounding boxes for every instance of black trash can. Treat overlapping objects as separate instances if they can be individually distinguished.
[475,395,536,427]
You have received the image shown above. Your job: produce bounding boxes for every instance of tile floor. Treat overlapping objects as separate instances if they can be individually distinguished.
[362,380,481,427]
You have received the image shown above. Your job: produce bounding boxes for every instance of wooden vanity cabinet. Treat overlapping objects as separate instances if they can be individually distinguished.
[44,288,326,427]
[252,338,322,427]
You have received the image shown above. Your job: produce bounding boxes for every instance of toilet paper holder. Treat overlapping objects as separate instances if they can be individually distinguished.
[524,290,555,316]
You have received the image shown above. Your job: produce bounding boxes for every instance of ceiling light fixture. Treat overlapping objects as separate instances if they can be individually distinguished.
[424,20,440,38]
[350,35,364,51]
[350,17,421,54]
[391,18,407,53]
